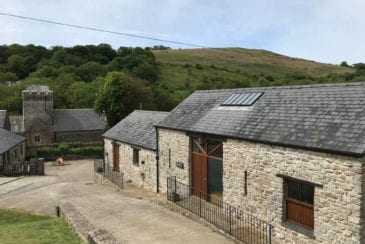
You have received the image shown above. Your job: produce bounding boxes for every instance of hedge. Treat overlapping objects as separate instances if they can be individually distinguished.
[35,143,103,161]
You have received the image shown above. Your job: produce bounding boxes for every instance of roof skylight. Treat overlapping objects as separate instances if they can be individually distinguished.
[221,92,263,106]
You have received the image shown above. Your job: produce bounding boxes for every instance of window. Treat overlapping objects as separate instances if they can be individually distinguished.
[35,135,40,143]
[133,148,139,166]
[14,149,17,158]
[221,92,263,106]
[20,145,23,155]
[285,179,314,230]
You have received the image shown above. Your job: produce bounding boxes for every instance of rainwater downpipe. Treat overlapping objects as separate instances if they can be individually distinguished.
[155,127,160,193]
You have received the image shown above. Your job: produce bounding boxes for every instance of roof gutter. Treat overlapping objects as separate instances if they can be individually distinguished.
[102,135,156,151]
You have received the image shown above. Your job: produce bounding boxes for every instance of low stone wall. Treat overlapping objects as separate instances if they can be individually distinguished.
[59,202,118,244]
[93,172,122,191]
[59,202,95,243]
[88,229,118,244]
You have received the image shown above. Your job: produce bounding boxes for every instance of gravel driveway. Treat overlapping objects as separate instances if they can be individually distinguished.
[0,160,232,243]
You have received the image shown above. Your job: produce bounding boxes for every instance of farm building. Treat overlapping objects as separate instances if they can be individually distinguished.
[0,128,26,170]
[103,110,168,191]
[104,82,365,243]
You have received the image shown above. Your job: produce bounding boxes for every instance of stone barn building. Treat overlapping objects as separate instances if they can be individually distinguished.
[103,110,168,192]
[102,82,365,243]
[154,82,365,243]
[0,128,26,170]
[8,85,106,146]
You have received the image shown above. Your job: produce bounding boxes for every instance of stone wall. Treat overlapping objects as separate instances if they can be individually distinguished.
[104,138,157,192]
[104,139,113,167]
[25,128,53,147]
[223,139,364,243]
[158,128,190,193]
[55,130,103,143]
[361,156,365,243]
[0,142,26,164]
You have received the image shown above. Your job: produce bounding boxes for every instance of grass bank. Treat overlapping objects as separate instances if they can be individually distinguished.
[0,209,82,244]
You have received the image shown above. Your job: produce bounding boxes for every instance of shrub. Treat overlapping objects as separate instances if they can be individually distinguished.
[195,64,203,70]
[35,143,103,160]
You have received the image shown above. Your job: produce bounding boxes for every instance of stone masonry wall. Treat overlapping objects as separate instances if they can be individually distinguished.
[361,156,365,242]
[55,130,103,143]
[0,142,26,164]
[104,138,156,192]
[0,142,26,169]
[223,139,364,243]
[158,128,190,193]
[104,139,113,167]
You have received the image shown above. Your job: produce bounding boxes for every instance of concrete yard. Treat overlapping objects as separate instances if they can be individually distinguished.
[0,160,233,243]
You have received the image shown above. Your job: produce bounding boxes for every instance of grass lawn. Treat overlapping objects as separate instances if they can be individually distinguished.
[0,209,82,244]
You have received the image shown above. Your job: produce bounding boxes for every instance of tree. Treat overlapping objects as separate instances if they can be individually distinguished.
[132,61,158,82]
[95,72,153,127]
[0,72,18,83]
[76,62,107,82]
[7,55,36,79]
[340,61,349,67]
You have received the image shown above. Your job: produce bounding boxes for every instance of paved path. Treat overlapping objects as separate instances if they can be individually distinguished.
[0,160,232,244]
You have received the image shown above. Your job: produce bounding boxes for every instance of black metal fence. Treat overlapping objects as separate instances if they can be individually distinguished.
[167,176,273,244]
[0,160,45,176]
[94,159,124,189]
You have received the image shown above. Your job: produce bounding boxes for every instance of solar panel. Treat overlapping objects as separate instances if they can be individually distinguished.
[221,92,263,106]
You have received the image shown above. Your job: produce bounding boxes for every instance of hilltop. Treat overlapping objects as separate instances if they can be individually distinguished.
[153,48,354,101]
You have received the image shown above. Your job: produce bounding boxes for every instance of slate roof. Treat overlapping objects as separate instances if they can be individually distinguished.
[156,82,365,157]
[0,128,25,155]
[52,109,106,132]
[103,110,169,150]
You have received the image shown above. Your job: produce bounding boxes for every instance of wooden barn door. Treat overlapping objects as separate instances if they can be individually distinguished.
[113,144,120,172]
[191,153,208,196]
[191,137,223,201]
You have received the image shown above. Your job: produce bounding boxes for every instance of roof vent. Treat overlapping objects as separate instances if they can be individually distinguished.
[221,92,263,106]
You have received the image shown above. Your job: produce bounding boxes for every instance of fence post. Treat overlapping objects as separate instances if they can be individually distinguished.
[229,205,232,235]
[121,172,124,190]
[174,176,177,195]
[199,191,202,217]
[167,177,169,200]
[269,225,272,244]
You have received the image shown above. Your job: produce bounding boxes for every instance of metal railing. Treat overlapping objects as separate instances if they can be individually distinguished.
[94,159,124,189]
[0,160,45,176]
[167,176,273,244]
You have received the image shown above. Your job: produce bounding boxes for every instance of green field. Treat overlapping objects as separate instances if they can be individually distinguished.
[0,209,82,244]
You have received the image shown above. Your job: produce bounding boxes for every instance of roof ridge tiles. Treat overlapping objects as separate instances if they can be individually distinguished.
[194,81,365,94]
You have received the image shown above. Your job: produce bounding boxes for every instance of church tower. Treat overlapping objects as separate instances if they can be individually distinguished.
[22,85,54,145]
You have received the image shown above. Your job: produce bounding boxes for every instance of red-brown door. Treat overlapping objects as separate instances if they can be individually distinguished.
[113,144,120,171]
[192,153,207,196]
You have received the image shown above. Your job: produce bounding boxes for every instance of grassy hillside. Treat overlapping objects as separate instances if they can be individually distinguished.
[0,44,360,117]
[153,48,354,101]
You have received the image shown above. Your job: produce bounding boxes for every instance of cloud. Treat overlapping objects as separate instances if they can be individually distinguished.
[0,0,363,64]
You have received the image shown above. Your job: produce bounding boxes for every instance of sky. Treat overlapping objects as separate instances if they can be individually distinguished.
[0,0,364,65]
